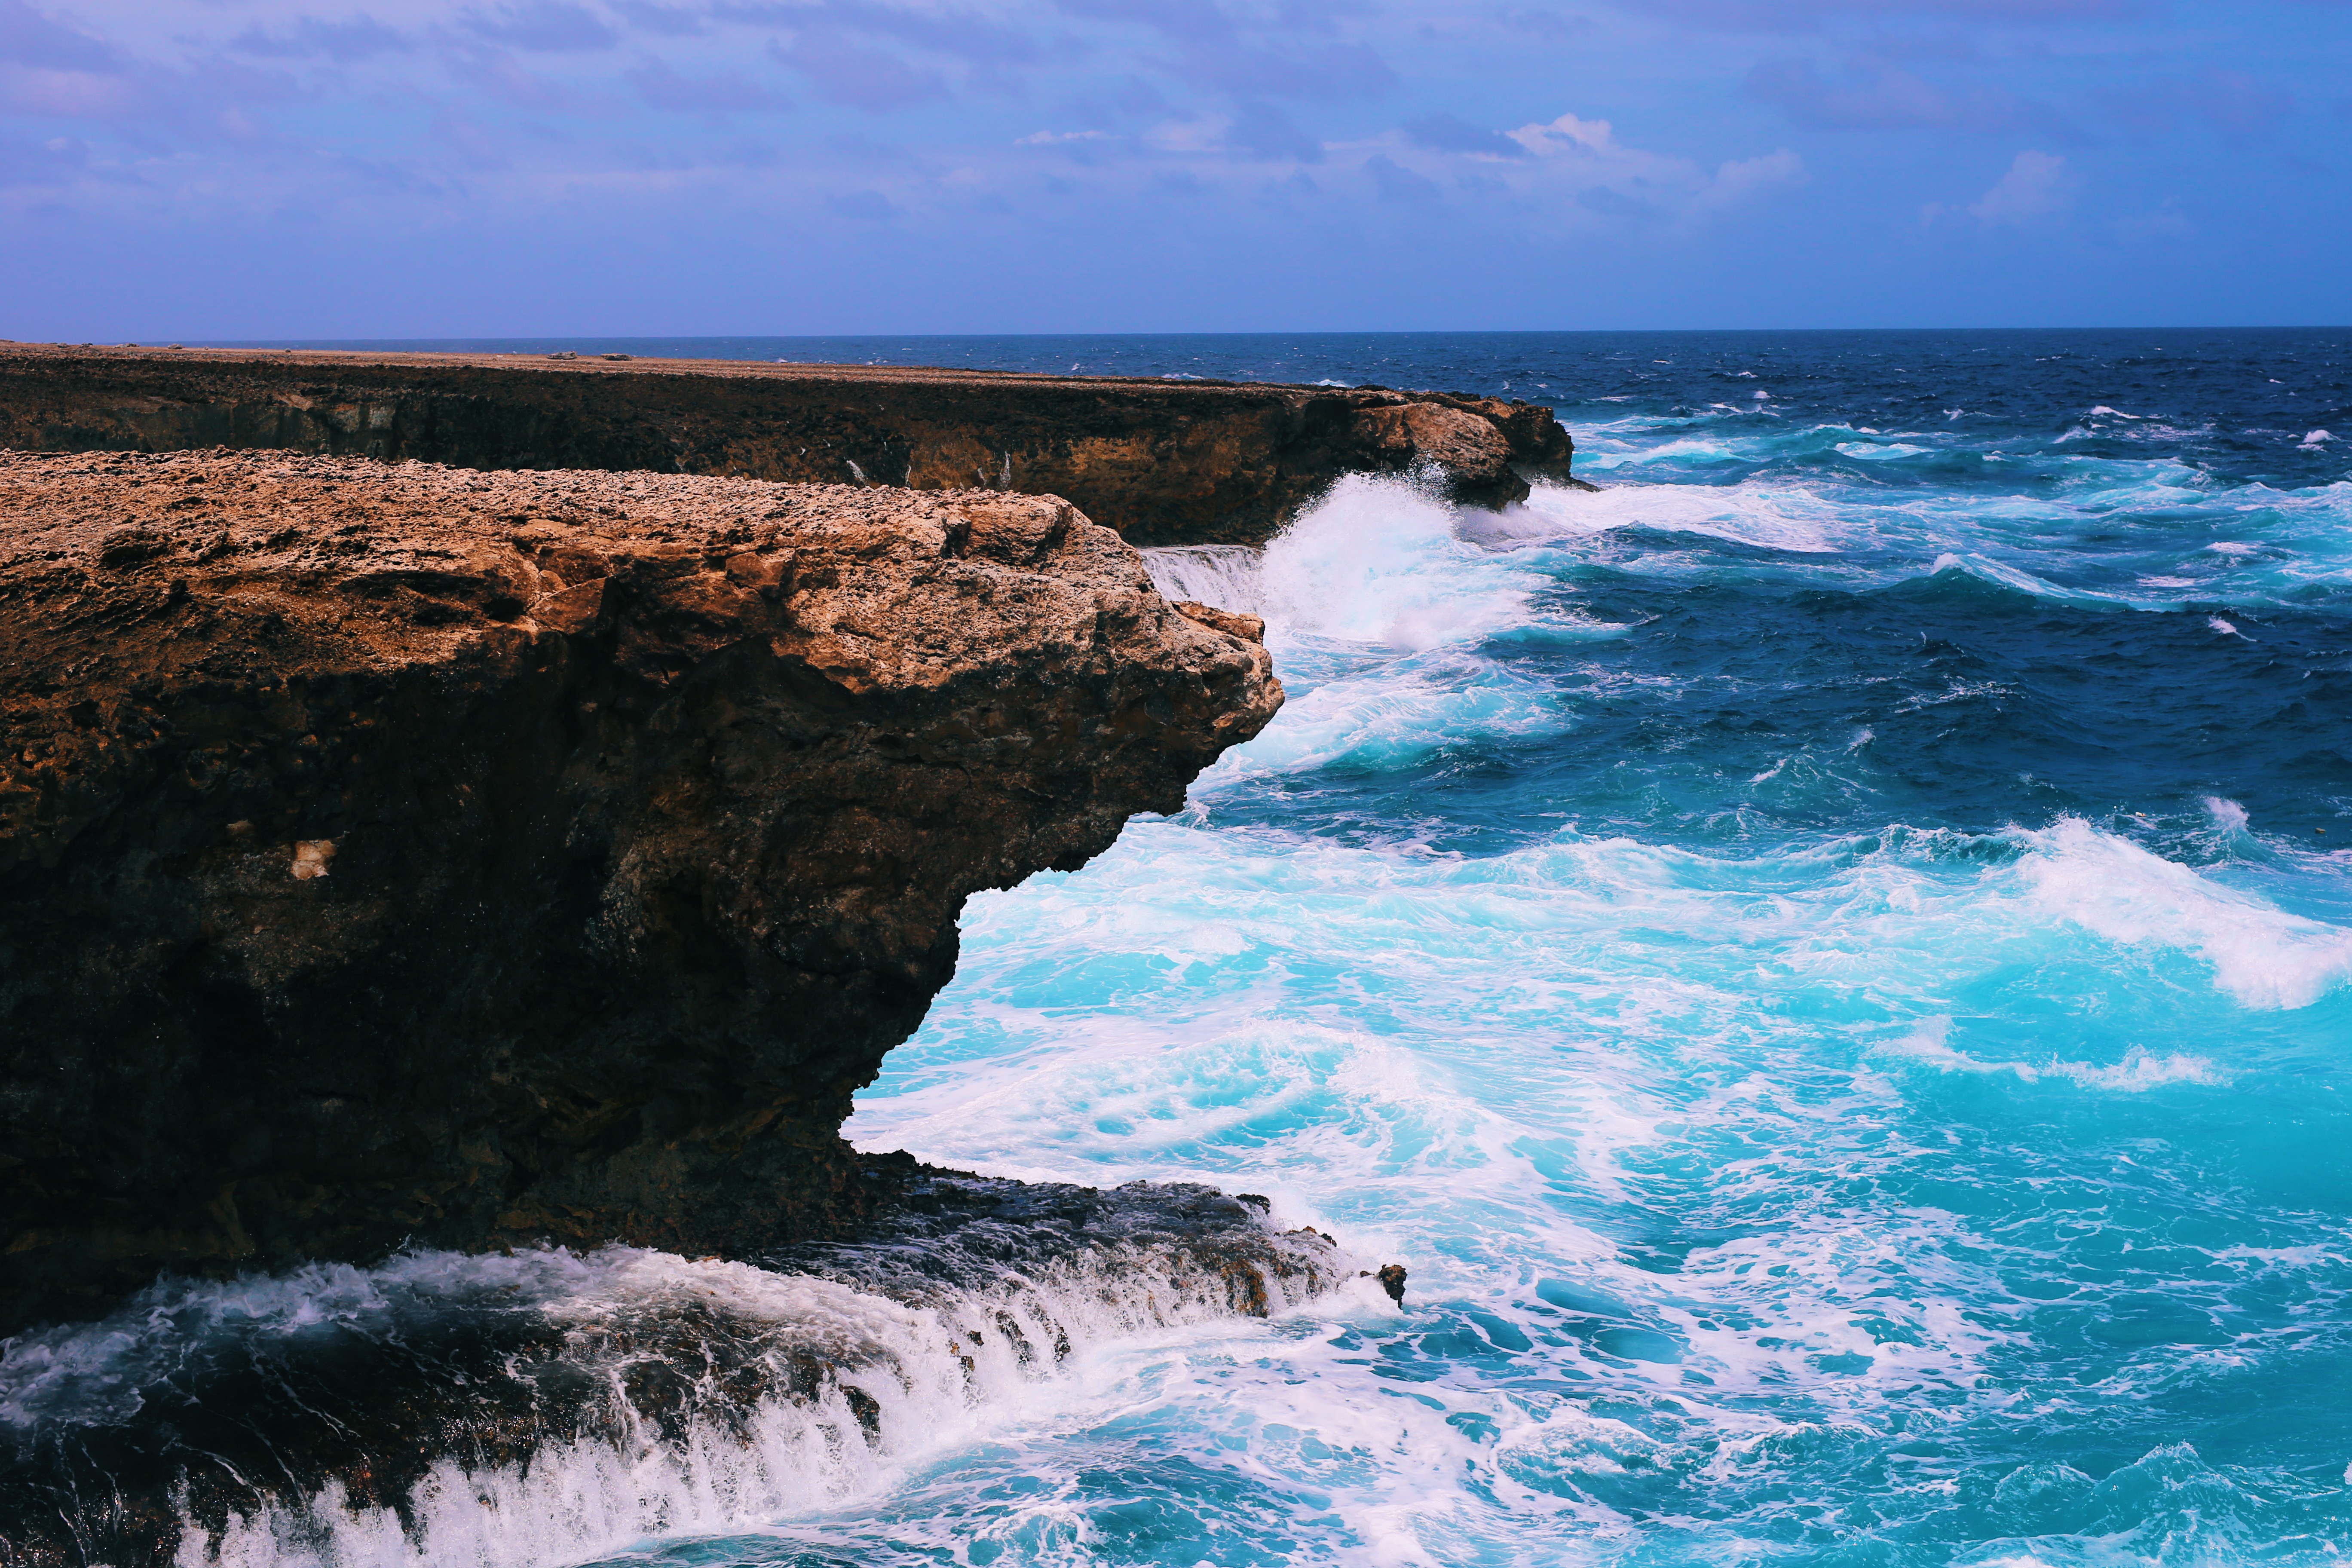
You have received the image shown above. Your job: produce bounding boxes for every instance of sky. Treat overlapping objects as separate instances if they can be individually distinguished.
[2,0,2347,335]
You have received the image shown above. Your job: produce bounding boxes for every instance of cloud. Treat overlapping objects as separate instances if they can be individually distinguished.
[1745,57,2039,132]
[769,30,947,109]
[610,0,711,34]
[1576,184,1654,218]
[2110,195,2190,242]
[0,63,136,116]
[0,0,119,71]
[1606,0,2138,31]
[1364,151,1436,202]
[2100,69,2292,141]
[1497,8,1592,41]
[828,186,896,217]
[1228,99,1320,162]
[627,57,790,111]
[1055,0,1397,101]
[1968,148,2072,222]
[1707,147,1805,205]
[228,16,413,62]
[452,48,601,110]
[1403,110,1527,158]
[463,1,619,52]
[719,0,1044,67]
[1319,110,1805,230]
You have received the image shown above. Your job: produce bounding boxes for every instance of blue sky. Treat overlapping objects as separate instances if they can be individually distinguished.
[3,0,2346,334]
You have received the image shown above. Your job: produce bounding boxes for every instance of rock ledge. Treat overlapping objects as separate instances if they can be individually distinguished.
[0,449,1281,1335]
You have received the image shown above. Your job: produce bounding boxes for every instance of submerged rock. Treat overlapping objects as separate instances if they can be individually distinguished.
[0,450,1282,1337]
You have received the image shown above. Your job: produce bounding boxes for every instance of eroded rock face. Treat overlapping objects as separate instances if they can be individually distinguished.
[0,345,1586,545]
[0,450,1281,1336]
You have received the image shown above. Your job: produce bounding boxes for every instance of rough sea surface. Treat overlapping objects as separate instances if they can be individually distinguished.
[21,329,2352,1567]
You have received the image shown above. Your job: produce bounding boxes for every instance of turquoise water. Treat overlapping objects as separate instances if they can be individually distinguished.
[814,331,2352,1566]
[12,330,2352,1568]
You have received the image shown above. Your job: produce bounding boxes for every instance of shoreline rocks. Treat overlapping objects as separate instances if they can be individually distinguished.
[0,450,1282,1338]
[0,343,1588,547]
[0,1162,1357,1568]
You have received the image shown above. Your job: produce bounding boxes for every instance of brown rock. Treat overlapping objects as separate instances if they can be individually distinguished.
[1173,599,1268,645]
[0,449,1281,1336]
[0,344,1589,547]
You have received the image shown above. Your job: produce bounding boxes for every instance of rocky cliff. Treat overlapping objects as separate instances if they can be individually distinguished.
[0,449,1281,1336]
[0,343,1585,546]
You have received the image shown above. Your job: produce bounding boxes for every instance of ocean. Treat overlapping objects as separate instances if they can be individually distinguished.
[9,329,2352,1567]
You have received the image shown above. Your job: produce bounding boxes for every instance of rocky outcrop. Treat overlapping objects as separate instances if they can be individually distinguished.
[0,344,1586,546]
[0,449,1282,1337]
[0,1167,1351,1568]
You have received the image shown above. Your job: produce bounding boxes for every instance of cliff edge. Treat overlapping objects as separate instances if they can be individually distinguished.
[0,449,1281,1336]
[0,343,1585,546]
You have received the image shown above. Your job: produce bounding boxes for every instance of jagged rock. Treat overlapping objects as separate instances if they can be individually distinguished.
[0,1163,1351,1568]
[0,344,1589,546]
[1174,599,1268,643]
[0,450,1281,1336]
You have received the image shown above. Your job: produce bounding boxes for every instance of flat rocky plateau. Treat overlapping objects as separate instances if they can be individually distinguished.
[0,448,1281,1335]
[0,342,1584,545]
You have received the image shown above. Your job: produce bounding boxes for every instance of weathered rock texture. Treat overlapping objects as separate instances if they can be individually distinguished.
[0,1168,1350,1568]
[0,343,1585,546]
[0,449,1281,1336]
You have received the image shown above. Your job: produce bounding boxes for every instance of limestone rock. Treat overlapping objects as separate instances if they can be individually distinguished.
[0,450,1281,1335]
[0,345,1590,547]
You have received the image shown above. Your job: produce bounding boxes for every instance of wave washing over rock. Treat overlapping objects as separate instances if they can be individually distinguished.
[0,1171,1360,1568]
[9,328,2352,1568]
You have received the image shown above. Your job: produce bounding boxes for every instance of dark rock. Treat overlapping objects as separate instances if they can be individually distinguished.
[1377,1263,1409,1305]
[0,1161,1352,1568]
[0,449,1282,1338]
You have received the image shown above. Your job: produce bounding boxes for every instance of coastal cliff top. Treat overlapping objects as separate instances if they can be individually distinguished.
[0,342,1580,546]
[0,447,1269,735]
[0,339,1432,400]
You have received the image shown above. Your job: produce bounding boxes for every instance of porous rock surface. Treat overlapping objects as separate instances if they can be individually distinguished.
[0,448,1282,1335]
[0,344,1586,545]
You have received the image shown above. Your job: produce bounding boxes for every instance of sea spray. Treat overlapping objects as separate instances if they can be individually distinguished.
[1,1179,1359,1568]
[849,334,2352,1565]
[11,328,2352,1568]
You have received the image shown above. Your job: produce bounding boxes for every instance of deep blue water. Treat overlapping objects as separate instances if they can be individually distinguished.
[40,330,2352,1566]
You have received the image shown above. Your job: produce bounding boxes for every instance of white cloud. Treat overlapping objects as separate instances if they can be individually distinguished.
[1345,110,1807,227]
[1968,149,2073,224]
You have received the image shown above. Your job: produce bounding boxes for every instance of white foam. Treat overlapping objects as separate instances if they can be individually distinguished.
[3,1248,598,1430]
[1253,473,1547,649]
[2019,818,2352,1009]
[167,1243,1351,1568]
[1877,1019,2223,1092]
[1492,477,1842,554]
[1928,551,2112,603]
[1142,544,1266,617]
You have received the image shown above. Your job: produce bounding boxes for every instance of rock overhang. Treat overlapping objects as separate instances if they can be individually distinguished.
[0,448,1281,1337]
